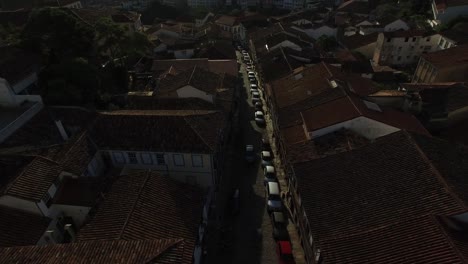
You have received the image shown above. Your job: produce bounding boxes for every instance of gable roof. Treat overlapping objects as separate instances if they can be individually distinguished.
[320,214,468,263]
[0,155,62,201]
[292,131,468,250]
[337,0,370,14]
[0,206,50,247]
[0,239,189,264]
[342,32,378,50]
[158,66,223,94]
[77,170,204,264]
[300,94,429,136]
[422,44,468,68]
[91,110,224,153]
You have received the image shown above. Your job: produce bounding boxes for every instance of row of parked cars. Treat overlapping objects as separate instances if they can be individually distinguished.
[245,138,295,264]
[242,50,266,128]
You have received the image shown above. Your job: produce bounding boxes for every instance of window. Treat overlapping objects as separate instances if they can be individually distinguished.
[426,37,431,41]
[113,152,125,164]
[192,155,203,167]
[155,154,165,165]
[386,38,391,42]
[43,192,52,208]
[404,37,409,42]
[414,55,418,60]
[397,56,402,61]
[173,154,185,166]
[406,55,410,59]
[412,37,416,42]
[127,152,137,164]
[140,153,153,165]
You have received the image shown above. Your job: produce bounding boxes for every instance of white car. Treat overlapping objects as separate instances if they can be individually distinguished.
[250,83,258,89]
[255,111,265,126]
[250,87,259,94]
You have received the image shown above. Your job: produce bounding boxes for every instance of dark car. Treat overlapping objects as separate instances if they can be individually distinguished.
[262,137,272,151]
[255,101,263,111]
[271,212,289,240]
[229,189,240,216]
[245,144,256,163]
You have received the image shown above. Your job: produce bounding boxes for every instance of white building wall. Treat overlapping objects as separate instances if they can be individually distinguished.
[377,34,441,65]
[0,195,41,215]
[108,150,214,188]
[310,117,400,139]
[177,85,214,103]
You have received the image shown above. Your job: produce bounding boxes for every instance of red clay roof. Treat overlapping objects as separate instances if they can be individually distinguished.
[91,110,225,153]
[422,44,468,68]
[0,239,188,264]
[292,131,468,254]
[0,206,49,247]
[320,214,468,263]
[300,95,429,136]
[77,170,204,264]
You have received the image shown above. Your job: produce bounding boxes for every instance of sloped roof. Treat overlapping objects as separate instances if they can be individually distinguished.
[126,96,218,111]
[158,66,223,95]
[90,110,225,153]
[337,0,370,14]
[77,170,204,264]
[292,131,468,250]
[320,214,468,263]
[0,239,189,264]
[422,44,468,68]
[214,15,238,26]
[0,10,30,27]
[300,95,429,136]
[151,58,238,77]
[0,206,50,247]
[0,155,62,201]
[342,32,378,50]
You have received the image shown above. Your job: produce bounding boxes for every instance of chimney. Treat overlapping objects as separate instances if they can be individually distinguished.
[55,120,69,141]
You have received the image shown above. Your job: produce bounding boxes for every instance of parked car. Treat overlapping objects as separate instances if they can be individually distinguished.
[250,83,258,89]
[255,101,263,111]
[245,144,256,163]
[242,50,248,55]
[246,66,253,71]
[250,87,259,94]
[249,77,257,84]
[255,111,265,126]
[266,181,283,213]
[271,212,289,241]
[251,91,260,104]
[246,61,252,66]
[263,165,277,185]
[229,189,240,216]
[262,137,272,151]
[261,150,273,168]
[276,241,295,264]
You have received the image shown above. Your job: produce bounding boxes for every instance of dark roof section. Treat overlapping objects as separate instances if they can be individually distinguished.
[292,131,467,245]
[60,131,98,176]
[320,214,468,263]
[0,239,188,264]
[0,206,50,247]
[195,40,237,60]
[53,177,102,207]
[126,96,218,111]
[77,170,204,264]
[151,58,238,77]
[337,0,370,14]
[0,155,61,201]
[158,66,223,94]
[91,110,225,153]
[257,47,304,83]
[440,22,468,45]
[341,32,378,50]
[422,44,468,68]
[0,10,30,27]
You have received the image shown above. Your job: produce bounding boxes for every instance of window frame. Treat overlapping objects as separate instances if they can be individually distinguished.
[155,154,165,165]
[113,152,126,164]
[127,152,138,164]
[192,155,204,167]
[173,154,185,167]
[140,153,153,165]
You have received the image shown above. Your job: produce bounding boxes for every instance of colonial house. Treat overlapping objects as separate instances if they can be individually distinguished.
[77,170,209,264]
[90,110,227,188]
[430,0,468,27]
[214,15,246,43]
[373,30,441,66]
[288,131,468,263]
[412,44,468,83]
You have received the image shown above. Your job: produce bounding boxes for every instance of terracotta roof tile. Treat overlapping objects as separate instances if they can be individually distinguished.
[77,171,204,264]
[320,215,468,263]
[0,155,61,201]
[422,44,468,68]
[293,131,468,247]
[91,110,225,153]
[0,206,50,247]
[0,239,187,263]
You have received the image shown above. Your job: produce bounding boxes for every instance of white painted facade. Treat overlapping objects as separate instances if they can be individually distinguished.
[307,116,400,140]
[176,85,214,103]
[373,33,441,65]
[108,150,215,188]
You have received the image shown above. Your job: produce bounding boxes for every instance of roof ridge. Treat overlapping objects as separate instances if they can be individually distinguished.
[149,238,186,262]
[408,132,468,210]
[279,47,293,72]
[118,170,152,239]
[188,65,197,86]
[346,95,362,116]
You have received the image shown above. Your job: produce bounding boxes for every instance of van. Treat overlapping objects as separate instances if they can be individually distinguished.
[266,182,282,213]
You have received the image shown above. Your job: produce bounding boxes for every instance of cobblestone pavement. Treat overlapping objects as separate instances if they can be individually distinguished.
[205,49,305,264]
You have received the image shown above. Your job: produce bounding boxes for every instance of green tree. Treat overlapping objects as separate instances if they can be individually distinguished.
[20,8,95,61]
